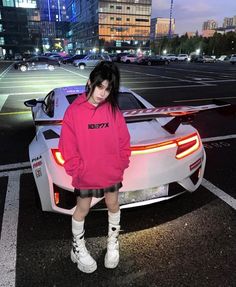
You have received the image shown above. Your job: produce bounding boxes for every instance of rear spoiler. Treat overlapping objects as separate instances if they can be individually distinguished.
[34,100,235,134]
[123,100,234,134]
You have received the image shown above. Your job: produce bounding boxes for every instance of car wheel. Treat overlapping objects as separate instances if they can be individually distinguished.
[126,60,131,64]
[147,61,152,66]
[79,64,85,70]
[20,65,27,72]
[48,64,55,71]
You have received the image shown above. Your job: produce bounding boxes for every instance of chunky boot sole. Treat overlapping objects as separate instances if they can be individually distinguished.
[71,250,97,273]
[104,252,119,269]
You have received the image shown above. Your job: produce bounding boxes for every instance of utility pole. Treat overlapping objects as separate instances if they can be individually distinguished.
[168,0,174,39]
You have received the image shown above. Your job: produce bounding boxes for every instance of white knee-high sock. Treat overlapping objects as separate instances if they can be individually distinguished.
[72,217,84,236]
[108,210,120,226]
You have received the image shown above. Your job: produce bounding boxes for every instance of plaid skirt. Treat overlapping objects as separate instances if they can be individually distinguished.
[74,182,122,198]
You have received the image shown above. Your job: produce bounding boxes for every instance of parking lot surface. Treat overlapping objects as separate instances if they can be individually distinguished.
[0,61,236,287]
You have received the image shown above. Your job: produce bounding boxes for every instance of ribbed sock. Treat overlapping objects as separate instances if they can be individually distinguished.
[108,210,120,226]
[72,217,84,236]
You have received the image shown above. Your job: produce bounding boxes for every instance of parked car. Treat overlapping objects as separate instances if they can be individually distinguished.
[137,55,170,66]
[229,54,236,64]
[62,54,87,64]
[24,85,208,215]
[116,52,129,62]
[14,56,60,72]
[192,55,216,63]
[162,54,178,61]
[108,53,118,62]
[48,54,65,63]
[176,54,188,61]
[120,54,137,63]
[14,53,23,60]
[216,55,230,62]
[73,54,111,69]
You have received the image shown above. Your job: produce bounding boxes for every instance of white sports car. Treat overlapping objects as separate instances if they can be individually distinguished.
[25,85,208,215]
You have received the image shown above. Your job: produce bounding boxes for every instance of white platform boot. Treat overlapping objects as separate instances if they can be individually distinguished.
[104,223,120,268]
[71,231,97,273]
[71,218,97,273]
[104,210,121,269]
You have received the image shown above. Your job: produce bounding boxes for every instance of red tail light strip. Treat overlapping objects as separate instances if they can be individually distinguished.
[51,133,201,166]
[131,133,201,159]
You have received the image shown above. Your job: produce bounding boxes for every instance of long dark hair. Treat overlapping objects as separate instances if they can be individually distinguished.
[85,61,120,113]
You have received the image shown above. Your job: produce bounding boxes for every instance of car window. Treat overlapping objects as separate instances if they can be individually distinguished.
[43,90,55,117]
[28,57,38,62]
[118,92,146,110]
[65,92,145,110]
[66,94,79,104]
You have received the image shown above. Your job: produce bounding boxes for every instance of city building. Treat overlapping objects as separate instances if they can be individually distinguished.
[202,19,218,38]
[36,0,68,22]
[223,16,236,28]
[65,0,152,54]
[202,19,218,31]
[150,17,175,39]
[0,0,41,58]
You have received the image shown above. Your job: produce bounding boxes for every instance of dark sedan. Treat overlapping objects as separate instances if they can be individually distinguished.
[137,55,170,66]
[62,54,87,64]
[14,56,60,72]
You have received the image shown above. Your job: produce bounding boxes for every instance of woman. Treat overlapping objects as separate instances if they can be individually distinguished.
[59,61,131,273]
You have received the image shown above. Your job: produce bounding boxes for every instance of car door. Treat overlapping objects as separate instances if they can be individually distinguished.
[37,57,49,69]
[85,55,95,67]
[27,57,39,70]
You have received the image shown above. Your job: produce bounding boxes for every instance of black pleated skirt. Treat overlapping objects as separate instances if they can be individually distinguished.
[74,182,122,198]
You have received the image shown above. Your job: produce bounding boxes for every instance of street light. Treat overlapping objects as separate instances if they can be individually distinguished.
[196,48,200,55]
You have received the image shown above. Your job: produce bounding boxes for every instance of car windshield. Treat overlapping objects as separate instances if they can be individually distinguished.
[65,92,145,110]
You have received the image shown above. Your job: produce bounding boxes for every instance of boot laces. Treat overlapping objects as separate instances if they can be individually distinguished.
[73,236,89,257]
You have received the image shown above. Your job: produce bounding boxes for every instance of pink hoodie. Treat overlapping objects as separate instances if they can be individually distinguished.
[59,93,131,189]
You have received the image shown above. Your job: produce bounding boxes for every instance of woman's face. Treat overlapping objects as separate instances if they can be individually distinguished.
[88,80,111,106]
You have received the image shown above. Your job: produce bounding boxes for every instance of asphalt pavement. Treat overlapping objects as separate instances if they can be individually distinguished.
[0,60,236,287]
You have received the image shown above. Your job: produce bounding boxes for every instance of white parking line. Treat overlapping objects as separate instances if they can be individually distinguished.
[202,179,236,210]
[0,94,8,112]
[60,66,88,79]
[0,161,31,172]
[131,83,216,91]
[0,133,235,286]
[0,168,31,287]
[0,64,13,78]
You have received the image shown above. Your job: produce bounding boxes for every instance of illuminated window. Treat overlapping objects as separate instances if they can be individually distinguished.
[0,37,4,45]
[3,0,14,7]
[0,24,2,32]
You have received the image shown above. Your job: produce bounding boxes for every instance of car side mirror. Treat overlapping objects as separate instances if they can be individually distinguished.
[24,99,44,107]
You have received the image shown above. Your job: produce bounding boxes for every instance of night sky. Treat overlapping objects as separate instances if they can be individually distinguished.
[151,0,236,35]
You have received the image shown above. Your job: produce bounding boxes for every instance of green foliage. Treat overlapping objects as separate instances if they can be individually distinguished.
[151,32,236,56]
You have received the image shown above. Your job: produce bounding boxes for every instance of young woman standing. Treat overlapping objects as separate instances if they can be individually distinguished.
[59,61,131,273]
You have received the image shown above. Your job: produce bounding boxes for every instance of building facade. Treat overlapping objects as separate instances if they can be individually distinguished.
[202,19,218,31]
[0,0,41,58]
[150,17,175,39]
[66,0,152,53]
